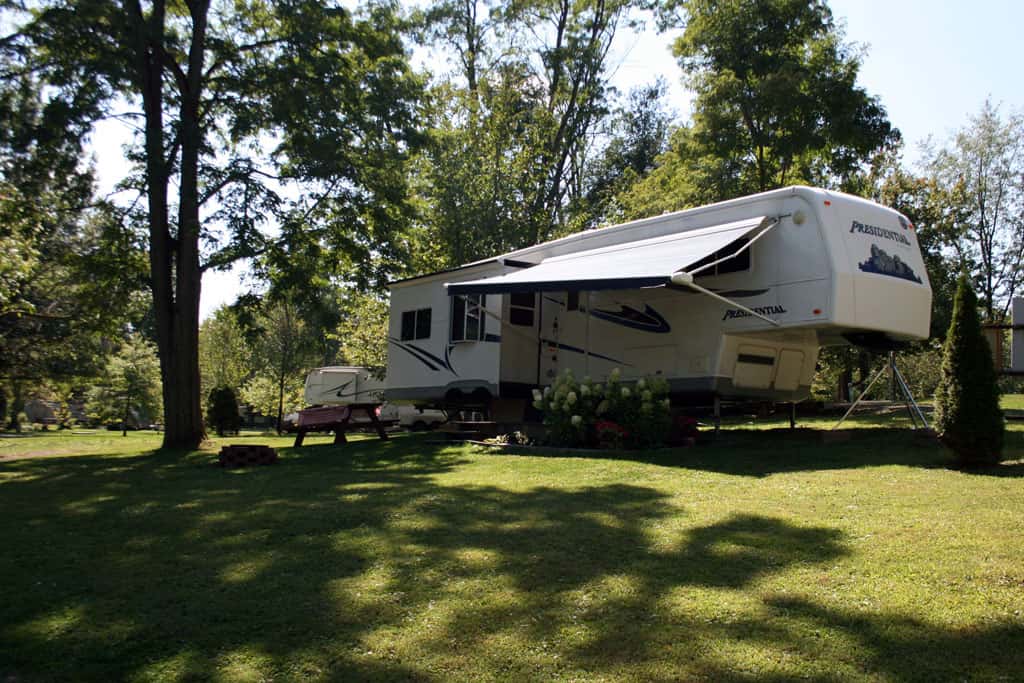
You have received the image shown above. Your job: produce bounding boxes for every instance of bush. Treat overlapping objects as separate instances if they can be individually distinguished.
[934,276,1003,465]
[206,386,242,437]
[533,369,673,448]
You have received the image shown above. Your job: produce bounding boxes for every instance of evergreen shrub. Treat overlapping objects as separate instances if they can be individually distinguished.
[206,386,242,437]
[934,276,1003,465]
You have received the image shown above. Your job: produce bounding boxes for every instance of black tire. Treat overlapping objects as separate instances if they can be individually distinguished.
[411,420,428,432]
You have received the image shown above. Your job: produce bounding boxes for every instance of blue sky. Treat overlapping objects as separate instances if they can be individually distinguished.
[86,1,1024,319]
[611,0,1024,162]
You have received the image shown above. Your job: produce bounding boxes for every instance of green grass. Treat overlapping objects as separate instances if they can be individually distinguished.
[2,424,1023,682]
[1002,393,1024,412]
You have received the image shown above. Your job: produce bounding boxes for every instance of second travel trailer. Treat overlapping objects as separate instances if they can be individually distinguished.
[383,186,932,415]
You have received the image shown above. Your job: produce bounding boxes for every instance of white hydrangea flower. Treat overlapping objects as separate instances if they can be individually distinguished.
[621,387,631,399]
[544,385,552,396]
[571,415,583,426]
[609,368,621,381]
[532,388,543,401]
[567,391,577,405]
[596,400,609,415]
[636,378,646,390]
[533,399,543,410]
[580,384,590,396]
[663,398,671,408]
[641,390,652,402]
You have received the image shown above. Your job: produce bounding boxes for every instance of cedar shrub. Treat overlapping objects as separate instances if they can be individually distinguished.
[933,275,1003,465]
[206,386,242,437]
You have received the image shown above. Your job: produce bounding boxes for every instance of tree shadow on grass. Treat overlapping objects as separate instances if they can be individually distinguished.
[748,596,1024,682]
[506,426,1024,478]
[1,436,1018,680]
[0,435,851,681]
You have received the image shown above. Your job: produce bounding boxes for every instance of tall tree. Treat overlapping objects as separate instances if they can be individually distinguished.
[86,333,163,434]
[417,0,637,264]
[331,290,389,373]
[574,79,673,228]
[923,101,1024,322]
[1,71,148,426]
[624,0,894,215]
[3,0,422,448]
[198,305,252,396]
[243,299,317,434]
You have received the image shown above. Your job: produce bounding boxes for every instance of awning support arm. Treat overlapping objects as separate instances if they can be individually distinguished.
[469,297,539,343]
[669,271,781,327]
[687,217,781,277]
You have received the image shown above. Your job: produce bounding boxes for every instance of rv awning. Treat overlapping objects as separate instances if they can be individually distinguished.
[446,215,774,295]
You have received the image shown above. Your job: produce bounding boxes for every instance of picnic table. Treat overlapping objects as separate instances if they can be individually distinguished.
[292,404,392,447]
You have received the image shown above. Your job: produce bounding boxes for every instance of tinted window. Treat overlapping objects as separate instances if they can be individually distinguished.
[416,308,432,339]
[452,294,486,341]
[401,309,431,341]
[509,292,536,326]
[401,310,416,341]
[510,307,534,326]
[690,237,751,276]
[510,292,535,308]
[451,296,465,341]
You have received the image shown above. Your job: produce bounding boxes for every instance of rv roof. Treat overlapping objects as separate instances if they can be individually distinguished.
[390,186,832,288]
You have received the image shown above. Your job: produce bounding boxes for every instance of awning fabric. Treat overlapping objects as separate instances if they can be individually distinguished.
[446,215,772,295]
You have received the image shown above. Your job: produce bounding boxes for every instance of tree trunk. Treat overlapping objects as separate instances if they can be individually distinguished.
[122,390,131,437]
[276,372,285,435]
[7,381,23,432]
[129,0,209,450]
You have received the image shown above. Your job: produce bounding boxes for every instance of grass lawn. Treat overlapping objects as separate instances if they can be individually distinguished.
[2,418,1023,682]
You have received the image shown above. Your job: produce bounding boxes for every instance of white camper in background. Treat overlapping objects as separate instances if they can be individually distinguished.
[303,366,386,406]
[383,186,932,414]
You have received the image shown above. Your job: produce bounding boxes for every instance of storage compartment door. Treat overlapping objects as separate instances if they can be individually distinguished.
[733,345,776,389]
[773,350,805,392]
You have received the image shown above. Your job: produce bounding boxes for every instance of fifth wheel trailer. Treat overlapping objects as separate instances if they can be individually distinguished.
[383,186,932,412]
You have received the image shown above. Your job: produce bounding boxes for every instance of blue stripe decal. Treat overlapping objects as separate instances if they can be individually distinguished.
[540,338,629,366]
[590,304,671,334]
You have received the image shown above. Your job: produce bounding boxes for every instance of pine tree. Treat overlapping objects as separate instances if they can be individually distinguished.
[934,276,1004,465]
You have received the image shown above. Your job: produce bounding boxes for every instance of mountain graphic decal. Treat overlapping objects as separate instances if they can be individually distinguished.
[858,244,922,284]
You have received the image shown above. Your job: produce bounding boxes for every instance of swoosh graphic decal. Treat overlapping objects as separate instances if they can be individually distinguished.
[540,338,630,366]
[388,338,441,371]
[590,304,671,334]
[324,380,354,397]
[407,342,456,373]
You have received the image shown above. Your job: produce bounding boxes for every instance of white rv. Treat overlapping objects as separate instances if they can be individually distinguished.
[384,186,932,413]
[303,366,386,406]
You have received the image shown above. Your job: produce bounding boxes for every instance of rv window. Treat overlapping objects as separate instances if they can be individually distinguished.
[401,310,416,341]
[401,308,432,341]
[690,236,751,277]
[566,291,580,311]
[451,294,487,341]
[416,308,432,339]
[509,292,536,327]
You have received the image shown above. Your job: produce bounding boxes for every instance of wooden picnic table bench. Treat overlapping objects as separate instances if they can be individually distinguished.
[292,404,393,447]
